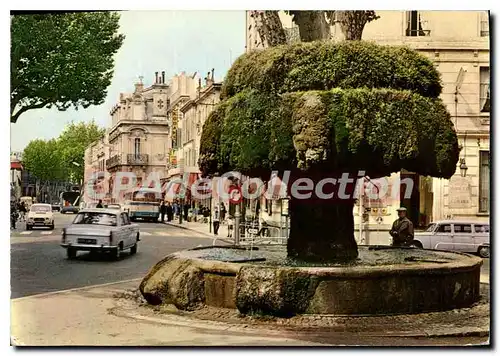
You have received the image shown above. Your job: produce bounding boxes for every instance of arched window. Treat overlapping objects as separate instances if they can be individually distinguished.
[134,138,141,157]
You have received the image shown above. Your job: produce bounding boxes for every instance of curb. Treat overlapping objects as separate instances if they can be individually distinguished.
[111,305,490,339]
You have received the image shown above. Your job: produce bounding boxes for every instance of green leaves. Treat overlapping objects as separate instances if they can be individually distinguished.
[11,12,125,123]
[22,121,105,184]
[221,41,442,100]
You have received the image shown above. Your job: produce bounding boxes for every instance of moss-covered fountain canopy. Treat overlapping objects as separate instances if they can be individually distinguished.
[199,40,459,180]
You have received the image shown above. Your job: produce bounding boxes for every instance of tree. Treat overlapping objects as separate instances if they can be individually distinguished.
[200,41,459,262]
[22,139,65,200]
[249,10,379,46]
[57,121,106,185]
[327,11,380,40]
[10,12,125,123]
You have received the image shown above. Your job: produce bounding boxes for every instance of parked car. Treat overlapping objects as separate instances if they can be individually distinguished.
[61,205,79,214]
[61,208,140,260]
[26,203,54,230]
[412,220,490,258]
[51,202,61,212]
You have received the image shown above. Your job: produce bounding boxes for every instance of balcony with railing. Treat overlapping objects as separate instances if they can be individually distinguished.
[127,153,149,165]
[106,154,121,169]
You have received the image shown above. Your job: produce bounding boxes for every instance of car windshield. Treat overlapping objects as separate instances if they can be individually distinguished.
[73,212,117,226]
[30,205,51,213]
[425,224,436,232]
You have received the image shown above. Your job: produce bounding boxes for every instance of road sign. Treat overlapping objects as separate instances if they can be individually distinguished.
[229,186,242,205]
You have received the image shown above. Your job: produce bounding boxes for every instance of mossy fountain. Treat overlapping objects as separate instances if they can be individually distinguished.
[140,41,482,317]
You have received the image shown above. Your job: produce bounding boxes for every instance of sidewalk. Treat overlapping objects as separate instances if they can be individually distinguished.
[163,218,233,241]
[10,279,325,346]
[11,279,489,346]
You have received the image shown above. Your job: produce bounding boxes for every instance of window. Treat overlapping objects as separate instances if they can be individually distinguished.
[425,223,437,232]
[474,224,489,233]
[454,224,472,233]
[134,138,141,157]
[120,213,129,225]
[479,151,490,213]
[73,212,117,226]
[437,224,452,233]
[480,67,490,113]
[480,12,489,37]
[405,11,429,36]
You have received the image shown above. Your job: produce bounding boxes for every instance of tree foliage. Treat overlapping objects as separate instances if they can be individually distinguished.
[200,41,458,181]
[57,121,106,183]
[10,12,125,123]
[22,139,65,183]
[22,120,105,185]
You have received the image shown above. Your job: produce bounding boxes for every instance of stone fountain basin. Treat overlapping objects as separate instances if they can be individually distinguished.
[139,245,482,317]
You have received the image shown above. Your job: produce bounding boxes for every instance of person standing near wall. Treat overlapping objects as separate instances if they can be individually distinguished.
[212,204,220,235]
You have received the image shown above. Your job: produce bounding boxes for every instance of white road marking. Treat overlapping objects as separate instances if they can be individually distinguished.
[19,231,32,235]
[40,231,53,235]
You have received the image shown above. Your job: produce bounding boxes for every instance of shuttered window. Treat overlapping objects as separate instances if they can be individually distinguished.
[479,151,490,213]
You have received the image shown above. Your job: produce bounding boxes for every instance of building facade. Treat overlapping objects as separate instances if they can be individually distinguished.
[102,73,170,201]
[245,10,490,244]
[84,135,111,202]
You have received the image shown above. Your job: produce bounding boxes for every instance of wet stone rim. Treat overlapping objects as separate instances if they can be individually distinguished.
[140,246,483,317]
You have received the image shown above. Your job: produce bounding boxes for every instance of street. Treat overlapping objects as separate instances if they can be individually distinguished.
[10,212,220,299]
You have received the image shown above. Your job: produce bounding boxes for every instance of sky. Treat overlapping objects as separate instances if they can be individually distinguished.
[9,10,246,152]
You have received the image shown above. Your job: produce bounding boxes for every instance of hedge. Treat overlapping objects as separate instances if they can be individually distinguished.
[221,41,442,100]
[199,88,458,180]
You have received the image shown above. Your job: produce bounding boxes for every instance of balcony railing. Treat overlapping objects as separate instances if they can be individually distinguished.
[106,154,121,169]
[127,154,149,165]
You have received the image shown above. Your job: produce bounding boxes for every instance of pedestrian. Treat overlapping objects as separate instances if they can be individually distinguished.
[160,201,166,223]
[183,202,189,221]
[18,201,27,222]
[173,201,179,217]
[212,205,220,235]
[389,207,414,247]
[10,201,18,230]
[96,199,104,208]
[166,202,173,222]
[220,203,226,223]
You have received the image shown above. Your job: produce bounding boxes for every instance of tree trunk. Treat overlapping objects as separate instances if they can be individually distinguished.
[286,172,359,262]
[251,11,287,47]
[334,11,379,41]
[289,11,330,42]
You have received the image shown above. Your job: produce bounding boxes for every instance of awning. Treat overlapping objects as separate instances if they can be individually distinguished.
[11,162,23,170]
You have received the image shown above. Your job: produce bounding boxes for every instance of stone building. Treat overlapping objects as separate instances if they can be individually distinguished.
[178,70,222,206]
[84,135,111,202]
[164,72,199,200]
[102,73,170,201]
[245,10,490,244]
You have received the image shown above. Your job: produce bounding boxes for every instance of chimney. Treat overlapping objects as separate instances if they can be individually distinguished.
[162,71,165,84]
[155,72,158,84]
[211,68,214,81]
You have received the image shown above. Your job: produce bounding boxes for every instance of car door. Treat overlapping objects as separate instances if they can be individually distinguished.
[453,223,474,253]
[121,213,134,247]
[473,223,490,250]
[431,223,454,251]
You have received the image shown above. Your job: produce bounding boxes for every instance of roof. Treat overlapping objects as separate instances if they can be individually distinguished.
[431,220,489,225]
[78,208,122,215]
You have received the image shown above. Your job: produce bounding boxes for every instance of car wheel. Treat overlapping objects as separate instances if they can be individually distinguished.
[130,244,138,255]
[67,248,77,259]
[49,224,54,230]
[478,246,490,258]
[409,240,423,249]
[26,225,32,231]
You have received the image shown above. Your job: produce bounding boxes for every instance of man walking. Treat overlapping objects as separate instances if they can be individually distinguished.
[183,202,189,221]
[212,204,220,235]
[389,207,414,247]
[96,200,104,208]
[11,201,18,230]
[160,201,166,223]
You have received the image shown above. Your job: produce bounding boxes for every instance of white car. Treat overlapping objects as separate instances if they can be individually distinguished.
[26,203,54,230]
[61,208,140,260]
[413,220,490,258]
